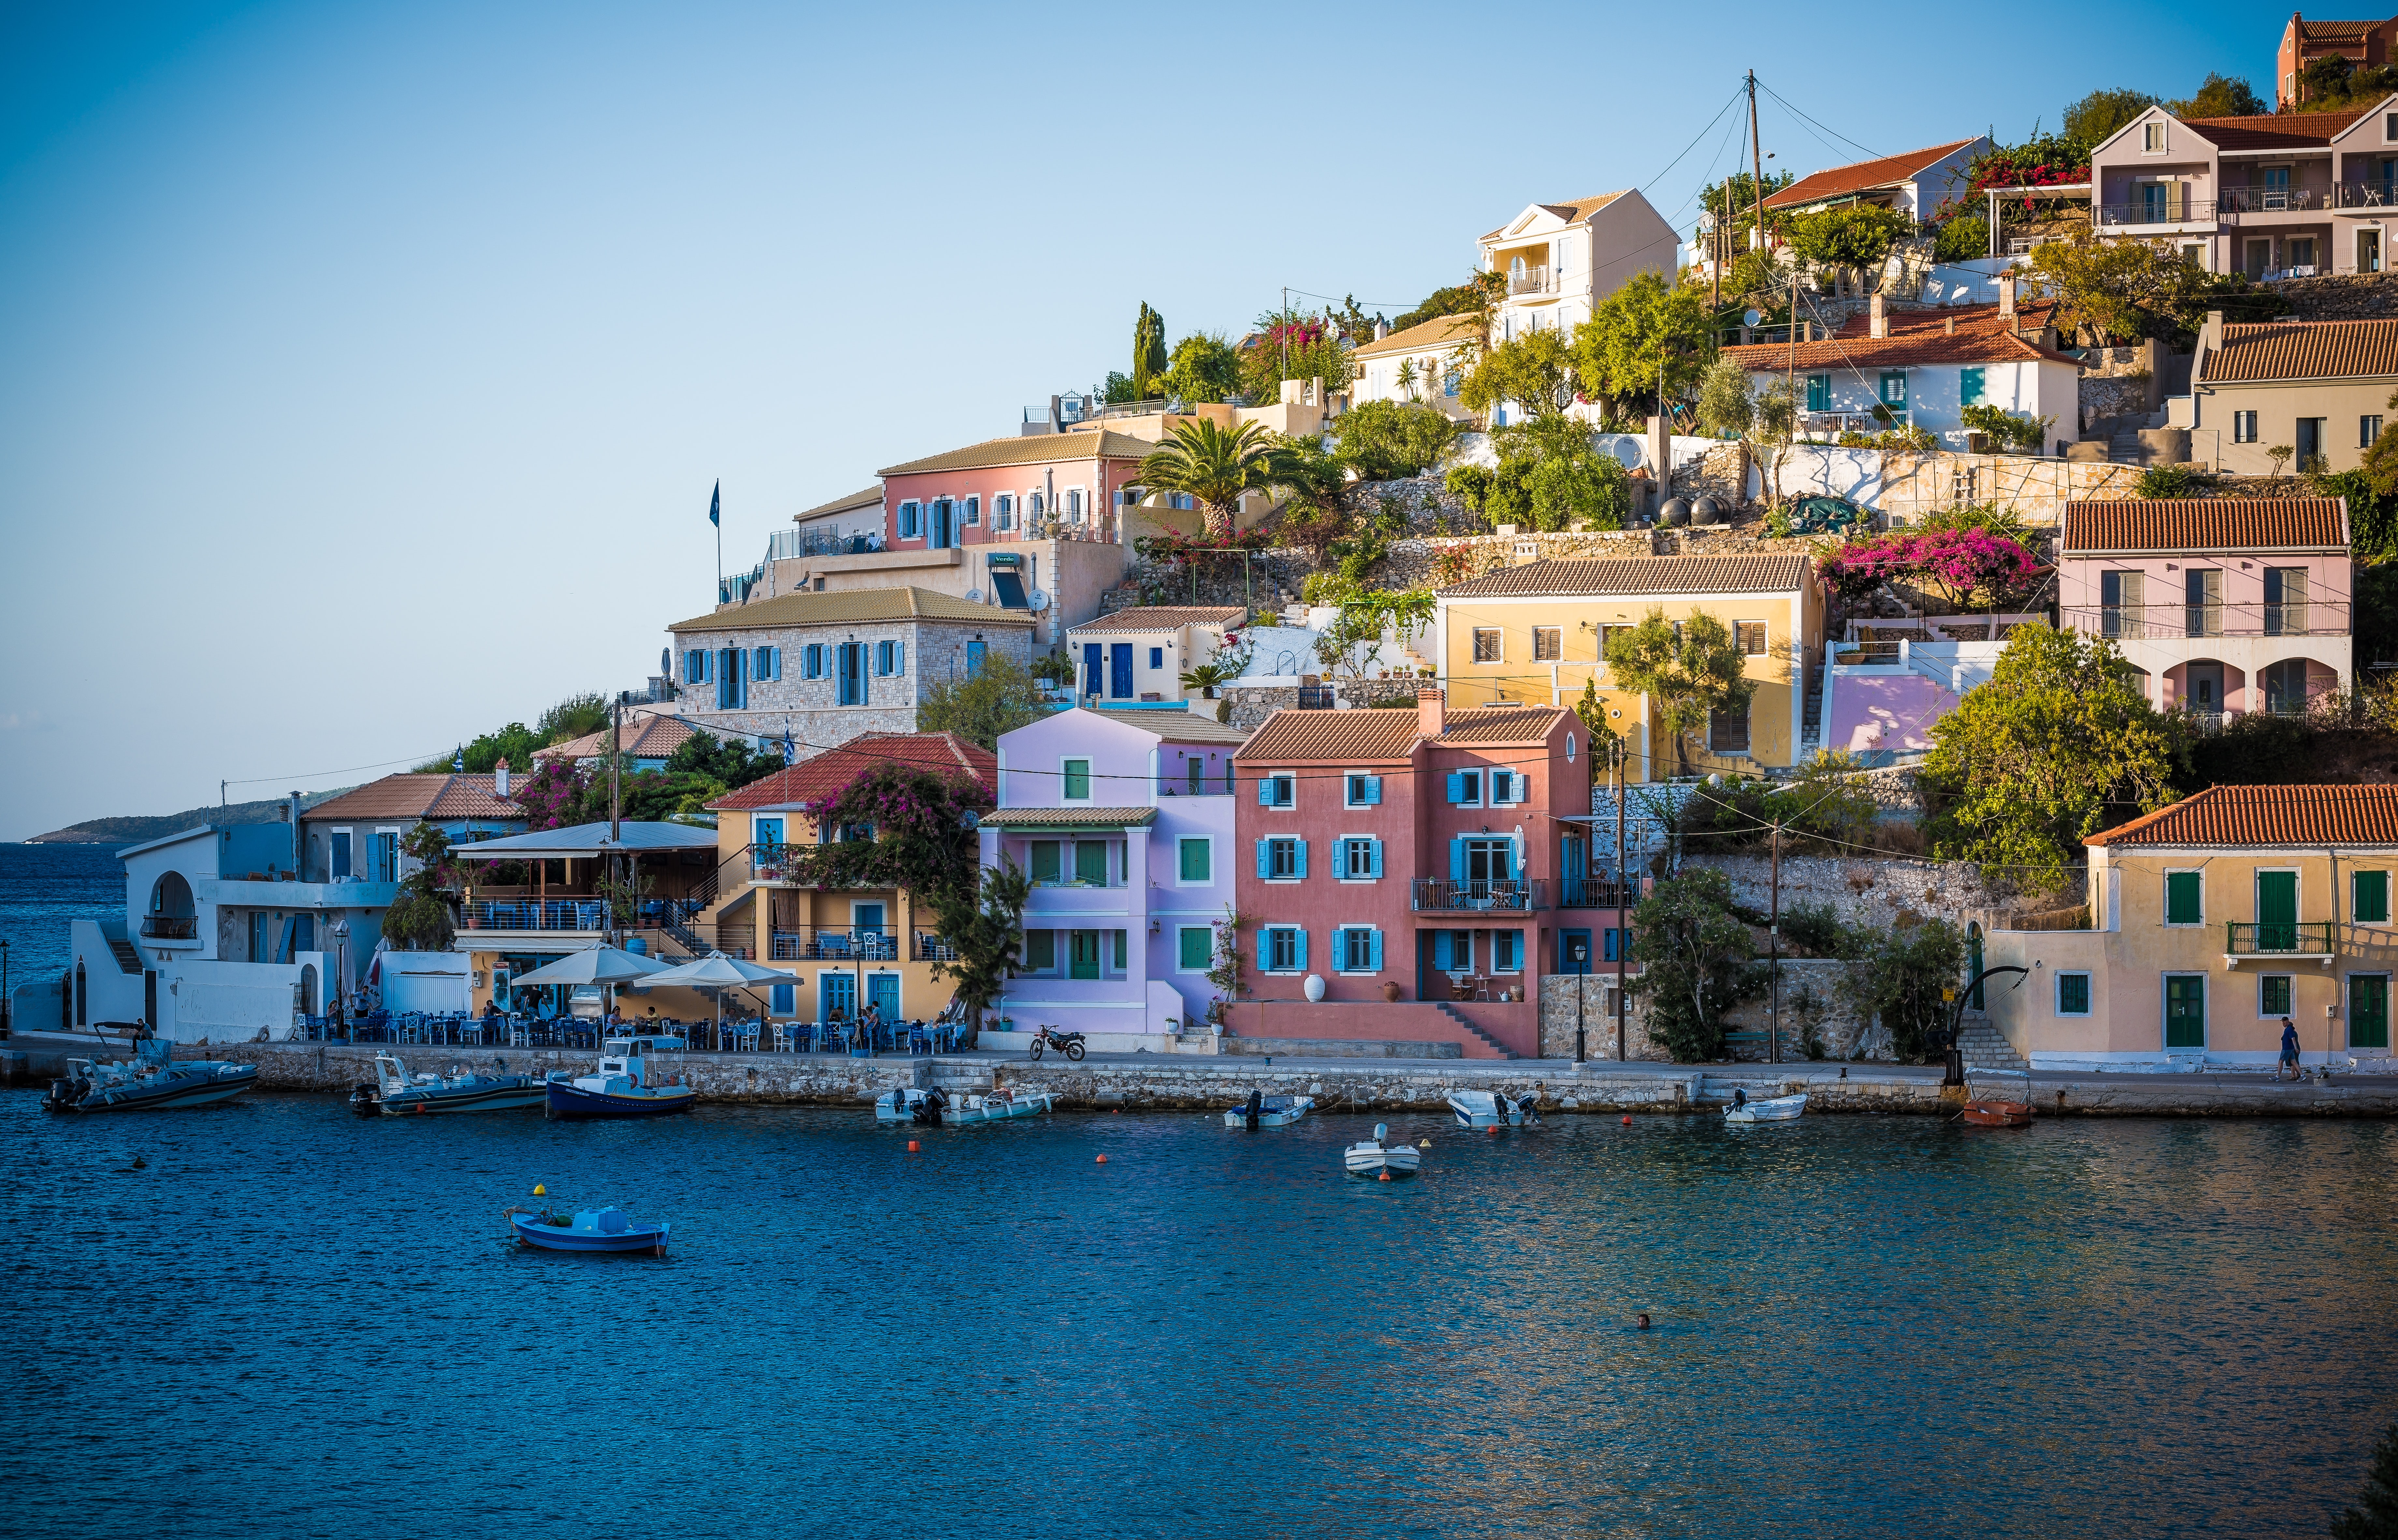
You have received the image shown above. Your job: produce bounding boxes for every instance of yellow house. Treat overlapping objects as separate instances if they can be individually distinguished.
[1982,784,2398,1070]
[699,731,994,1027]
[1433,554,1825,781]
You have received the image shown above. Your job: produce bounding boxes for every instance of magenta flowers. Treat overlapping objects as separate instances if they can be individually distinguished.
[1820,527,2045,608]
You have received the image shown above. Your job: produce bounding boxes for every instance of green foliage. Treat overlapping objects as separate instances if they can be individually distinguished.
[1445,418,1631,533]
[664,732,779,790]
[1102,371,1138,405]
[2168,72,2264,119]
[1959,403,2052,453]
[1133,301,1166,399]
[535,694,609,745]
[1573,679,1623,785]
[1919,625,2189,889]
[1179,632,1254,698]
[1837,918,1967,1063]
[1673,753,1882,856]
[1031,649,1078,688]
[2060,88,2155,147]
[1778,900,1851,958]
[1460,329,1576,418]
[2296,53,2398,112]
[381,822,457,951]
[1137,418,1297,539]
[1572,270,1715,412]
[1334,399,1460,480]
[1695,356,1753,440]
[1604,609,1757,776]
[1786,204,1913,271]
[1933,215,1989,263]
[1159,332,1243,405]
[1697,169,1797,231]
[2134,463,2216,498]
[1241,306,1357,404]
[2032,229,2289,345]
[932,856,1032,1026]
[1389,271,1502,335]
[2332,1419,2398,1540]
[913,653,1050,750]
[1630,867,1762,1062]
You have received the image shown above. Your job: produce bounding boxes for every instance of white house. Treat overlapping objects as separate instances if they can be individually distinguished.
[1480,190,1682,346]
[1064,606,1249,704]
[1349,313,1480,418]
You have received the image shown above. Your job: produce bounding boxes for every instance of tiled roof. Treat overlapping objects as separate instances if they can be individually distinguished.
[667,585,1035,633]
[1092,709,1255,746]
[1234,705,1566,762]
[1068,606,1247,633]
[2297,18,2381,40]
[1765,140,1981,209]
[2060,498,2348,554]
[304,774,524,823]
[2200,318,2398,382]
[1481,192,1630,242]
[2088,785,2398,848]
[794,486,883,523]
[535,715,707,764]
[977,806,1159,829]
[708,733,994,811]
[1721,307,2073,369]
[1438,554,1812,598]
[1353,312,1481,359]
[2182,108,2370,152]
[877,430,1154,477]
[1827,298,2059,341]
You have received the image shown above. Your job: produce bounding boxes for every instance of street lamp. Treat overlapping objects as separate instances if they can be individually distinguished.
[329,919,350,1041]
[1946,965,2029,1086]
[1570,935,1591,1064]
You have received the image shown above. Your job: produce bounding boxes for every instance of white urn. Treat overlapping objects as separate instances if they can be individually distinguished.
[1303,973,1327,1003]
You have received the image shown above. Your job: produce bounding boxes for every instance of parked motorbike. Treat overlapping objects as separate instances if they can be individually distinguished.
[1027,1025,1086,1062]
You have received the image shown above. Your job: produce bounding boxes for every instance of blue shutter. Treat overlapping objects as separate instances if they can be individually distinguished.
[1257,777,1275,806]
[894,642,905,674]
[1433,930,1450,969]
[1446,770,1466,803]
[1450,838,1466,882]
[1257,929,1271,970]
[1363,775,1381,805]
[1368,839,1384,877]
[1293,839,1308,879]
[1368,930,1384,971]
[1293,928,1307,971]
[1255,840,1271,878]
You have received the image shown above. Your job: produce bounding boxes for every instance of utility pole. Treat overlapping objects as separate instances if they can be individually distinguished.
[1614,737,1629,1062]
[606,692,623,948]
[1768,820,1782,1065]
[1280,286,1290,383]
[1748,70,1768,269]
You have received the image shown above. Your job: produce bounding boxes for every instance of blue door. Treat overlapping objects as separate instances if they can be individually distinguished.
[1110,642,1134,698]
[1083,642,1104,698]
[820,973,856,1024]
[868,973,901,1022]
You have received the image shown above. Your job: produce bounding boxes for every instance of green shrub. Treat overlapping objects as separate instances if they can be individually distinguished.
[2135,463,2216,498]
[1779,900,1852,957]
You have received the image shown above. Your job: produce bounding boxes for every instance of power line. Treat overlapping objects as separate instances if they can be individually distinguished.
[1755,79,1883,164]
[223,750,457,789]
[1644,82,1749,197]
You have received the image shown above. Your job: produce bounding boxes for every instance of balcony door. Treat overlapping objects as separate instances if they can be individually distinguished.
[2257,871,2298,951]
[1462,838,1512,900]
[2185,662,2222,714]
[2164,975,2206,1049]
[820,971,855,1024]
[1069,930,1102,980]
[1110,642,1134,698]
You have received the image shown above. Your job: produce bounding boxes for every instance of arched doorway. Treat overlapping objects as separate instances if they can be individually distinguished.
[145,871,196,940]
[299,963,319,1017]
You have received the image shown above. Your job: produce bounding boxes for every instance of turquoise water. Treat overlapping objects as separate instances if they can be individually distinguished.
[2,1093,2392,1538]
[0,842,123,1000]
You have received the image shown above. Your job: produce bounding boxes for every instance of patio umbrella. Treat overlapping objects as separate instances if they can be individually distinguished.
[510,946,668,987]
[630,951,792,1039]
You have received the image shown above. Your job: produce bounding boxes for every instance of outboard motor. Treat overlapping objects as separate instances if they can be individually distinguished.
[1244,1089,1263,1130]
[914,1087,947,1127]
[348,1081,382,1116]
[1732,1087,1748,1111]
[1515,1092,1542,1126]
[42,1076,84,1115]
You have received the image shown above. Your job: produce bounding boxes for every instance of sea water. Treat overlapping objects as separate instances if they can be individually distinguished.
[2,1094,2392,1537]
[0,842,124,996]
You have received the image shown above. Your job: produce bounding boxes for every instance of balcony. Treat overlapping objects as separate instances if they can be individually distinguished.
[770,925,900,962]
[2095,199,2221,228]
[1507,264,1555,297]
[139,916,200,943]
[1413,878,1545,914]
[2224,921,2336,962]
[913,931,959,962]
[465,898,613,932]
[2062,601,2348,640]
[1556,878,1635,909]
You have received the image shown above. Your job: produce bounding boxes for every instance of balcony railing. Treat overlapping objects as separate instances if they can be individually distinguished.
[1507,264,1554,296]
[2095,200,2220,226]
[913,931,958,962]
[2333,181,2398,210]
[139,916,198,940]
[2225,921,2336,957]
[465,898,611,932]
[769,526,881,560]
[1157,774,1235,797]
[2061,601,2348,639]
[1295,686,1335,710]
[1557,878,1635,909]
[771,926,900,962]
[1413,878,1544,913]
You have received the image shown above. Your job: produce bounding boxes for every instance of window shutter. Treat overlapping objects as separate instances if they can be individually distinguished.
[1433,930,1451,970]
[894,641,905,674]
[1255,839,1271,879]
[1446,771,1465,803]
[1450,838,1466,882]
[1258,777,1274,806]
[1257,929,1271,970]
[1369,839,1384,878]
[1364,775,1381,805]
[1293,839,1308,879]
[1368,930,1384,971]
[1293,929,1307,971]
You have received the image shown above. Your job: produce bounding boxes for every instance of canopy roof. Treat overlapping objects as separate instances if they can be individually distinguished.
[510,946,668,986]
[449,821,721,859]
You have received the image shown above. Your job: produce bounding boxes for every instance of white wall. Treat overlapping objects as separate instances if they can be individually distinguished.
[154,953,326,1043]
[380,951,472,1015]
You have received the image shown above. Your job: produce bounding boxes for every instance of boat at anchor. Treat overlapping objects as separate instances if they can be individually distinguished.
[350,1053,545,1116]
[1224,1091,1315,1129]
[1343,1123,1421,1178]
[508,1206,670,1254]
[545,1036,697,1119]
[42,1033,257,1114]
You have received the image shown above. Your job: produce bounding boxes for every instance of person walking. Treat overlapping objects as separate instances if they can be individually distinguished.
[2278,1017,2303,1081]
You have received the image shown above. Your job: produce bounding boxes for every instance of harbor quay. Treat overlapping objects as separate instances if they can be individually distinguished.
[11,1033,2398,1117]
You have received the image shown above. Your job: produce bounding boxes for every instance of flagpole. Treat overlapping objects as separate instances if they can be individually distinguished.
[712,479,722,604]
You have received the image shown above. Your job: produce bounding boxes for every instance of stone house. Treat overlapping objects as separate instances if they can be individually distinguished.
[666,586,1035,749]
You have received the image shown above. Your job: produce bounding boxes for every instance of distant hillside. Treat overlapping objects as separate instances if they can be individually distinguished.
[27,787,360,846]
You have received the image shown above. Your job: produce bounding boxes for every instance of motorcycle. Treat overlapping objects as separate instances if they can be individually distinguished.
[1027,1025,1086,1062]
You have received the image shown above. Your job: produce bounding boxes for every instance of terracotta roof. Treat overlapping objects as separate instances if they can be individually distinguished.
[1091,709,1255,746]
[794,486,883,523]
[2088,784,2398,848]
[2060,498,2348,553]
[303,774,524,823]
[2297,18,2382,40]
[667,586,1035,633]
[1438,554,1812,598]
[2181,108,2370,152]
[2200,318,2398,382]
[1765,140,1981,209]
[1353,312,1481,359]
[1828,298,2060,340]
[1721,313,2073,370]
[1481,192,1631,242]
[977,806,1159,829]
[708,733,994,811]
[1068,606,1247,633]
[534,715,706,764]
[1234,705,1566,763]
[877,430,1154,477]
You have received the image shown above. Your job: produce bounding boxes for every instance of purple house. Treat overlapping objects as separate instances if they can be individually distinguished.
[977,707,1251,1051]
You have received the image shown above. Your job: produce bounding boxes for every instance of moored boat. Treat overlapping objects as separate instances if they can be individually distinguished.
[508,1206,669,1254]
[350,1053,545,1116]
[1446,1089,1538,1129]
[1224,1091,1315,1129]
[1723,1090,1807,1123]
[1344,1123,1421,1178]
[1961,1066,2034,1128]
[545,1035,697,1119]
[43,1036,257,1114]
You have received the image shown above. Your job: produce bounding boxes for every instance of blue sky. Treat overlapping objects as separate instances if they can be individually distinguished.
[0,0,2270,837]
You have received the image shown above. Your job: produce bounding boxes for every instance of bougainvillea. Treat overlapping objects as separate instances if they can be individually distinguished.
[513,761,586,831]
[1819,529,2045,609]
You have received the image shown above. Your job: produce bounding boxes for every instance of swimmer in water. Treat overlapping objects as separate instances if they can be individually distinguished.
[1637,1313,1651,1330]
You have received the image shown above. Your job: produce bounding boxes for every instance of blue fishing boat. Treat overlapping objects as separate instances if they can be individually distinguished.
[508,1207,670,1254]
[544,1035,697,1119]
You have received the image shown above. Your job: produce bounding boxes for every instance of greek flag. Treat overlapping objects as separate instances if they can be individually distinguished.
[708,480,720,528]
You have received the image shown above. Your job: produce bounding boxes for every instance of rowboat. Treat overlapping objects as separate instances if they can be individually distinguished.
[1723,1090,1807,1123]
[940,1087,1052,1124]
[545,1036,697,1120]
[1344,1123,1421,1178]
[350,1053,544,1116]
[42,1040,257,1115]
[1447,1089,1538,1129]
[1224,1092,1315,1129]
[1961,1066,2033,1128]
[509,1207,669,1254]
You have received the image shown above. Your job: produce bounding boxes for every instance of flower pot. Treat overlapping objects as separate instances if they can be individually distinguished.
[1381,981,1402,1003]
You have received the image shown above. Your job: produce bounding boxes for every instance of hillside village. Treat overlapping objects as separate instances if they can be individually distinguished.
[51,21,2398,1079]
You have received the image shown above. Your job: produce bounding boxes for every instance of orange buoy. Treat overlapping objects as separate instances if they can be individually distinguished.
[1621,1114,1632,1125]
[907,1140,919,1152]
[1488,1126,1499,1137]
[1096,1154,1108,1164]
[1379,1171,1391,1182]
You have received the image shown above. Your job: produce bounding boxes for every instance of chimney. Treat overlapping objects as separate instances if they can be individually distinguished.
[1374,320,1389,341]
[1869,293,1887,339]
[1417,686,1446,739]
[495,757,511,799]
[1945,315,1956,336]
[1998,273,2017,318]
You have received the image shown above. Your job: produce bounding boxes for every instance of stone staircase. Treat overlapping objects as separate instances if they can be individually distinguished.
[106,936,142,974]
[1954,1009,2028,1072]
[1801,657,1828,750]
[1433,1003,1520,1060]
[928,1059,996,1093]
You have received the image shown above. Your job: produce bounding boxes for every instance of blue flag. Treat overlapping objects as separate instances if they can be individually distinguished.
[708,480,720,528]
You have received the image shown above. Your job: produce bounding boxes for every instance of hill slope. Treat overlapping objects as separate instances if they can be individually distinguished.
[26,787,361,846]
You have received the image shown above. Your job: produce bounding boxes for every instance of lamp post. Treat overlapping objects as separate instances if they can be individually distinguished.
[1,936,10,1038]
[1946,965,2029,1086]
[330,919,350,1042]
[1571,934,1590,1064]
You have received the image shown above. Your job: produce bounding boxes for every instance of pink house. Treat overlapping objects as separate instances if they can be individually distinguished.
[2057,497,2353,720]
[877,429,1152,560]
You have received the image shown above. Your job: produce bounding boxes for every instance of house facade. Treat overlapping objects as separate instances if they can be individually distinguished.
[2087,97,2398,278]
[1227,692,1619,1059]
[2279,13,2398,108]
[2056,497,2352,719]
[1434,554,1825,781]
[1478,191,1680,357]
[1063,606,1248,704]
[667,586,1036,747]
[976,707,1252,1049]
[1348,313,1480,417]
[1764,137,1990,224]
[1981,784,2398,1069]
[2185,311,2398,473]
[532,709,710,772]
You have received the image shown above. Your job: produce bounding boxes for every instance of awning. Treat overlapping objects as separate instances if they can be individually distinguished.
[976,807,1158,831]
[448,821,722,859]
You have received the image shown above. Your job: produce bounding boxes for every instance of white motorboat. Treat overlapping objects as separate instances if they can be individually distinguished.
[1224,1092,1315,1129]
[880,1086,1050,1125]
[1723,1090,1808,1123]
[42,1040,257,1114]
[1343,1123,1421,1178]
[349,1052,545,1116]
[1447,1089,1539,1129]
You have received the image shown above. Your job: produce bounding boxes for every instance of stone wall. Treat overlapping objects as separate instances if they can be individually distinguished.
[1690,851,2039,929]
[2273,272,2398,321]
[1538,959,1885,1062]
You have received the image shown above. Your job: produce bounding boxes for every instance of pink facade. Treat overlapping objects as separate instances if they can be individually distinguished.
[879,445,1147,551]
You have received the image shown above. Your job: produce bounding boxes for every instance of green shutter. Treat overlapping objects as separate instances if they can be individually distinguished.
[2059,973,2090,1014]
[2165,871,2202,925]
[1062,760,1090,799]
[2358,870,2391,925]
[1180,838,1210,882]
[1075,841,1110,885]
[1179,927,1213,970]
[2351,974,2390,1049]
[1029,842,1061,884]
[1026,930,1055,970]
[2164,976,2206,1048]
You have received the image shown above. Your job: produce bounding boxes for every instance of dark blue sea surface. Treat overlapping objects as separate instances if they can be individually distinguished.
[2,1095,2392,1538]
[0,842,124,992]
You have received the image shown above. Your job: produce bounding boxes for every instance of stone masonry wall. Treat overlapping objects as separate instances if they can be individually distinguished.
[2274,272,2398,321]
[679,617,1033,750]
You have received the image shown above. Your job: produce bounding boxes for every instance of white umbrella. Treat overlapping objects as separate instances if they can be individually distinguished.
[631,951,792,1041]
[511,946,668,987]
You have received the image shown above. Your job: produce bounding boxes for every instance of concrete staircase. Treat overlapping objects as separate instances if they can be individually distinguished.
[1801,657,1828,751]
[1434,1003,1520,1060]
[1954,1009,2029,1072]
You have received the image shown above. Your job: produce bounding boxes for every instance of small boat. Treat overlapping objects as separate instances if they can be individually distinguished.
[42,1037,257,1114]
[545,1036,698,1120]
[350,1052,545,1116]
[1723,1089,1807,1123]
[1224,1091,1315,1129]
[1344,1122,1421,1178]
[1961,1066,2034,1128]
[938,1087,1052,1124]
[508,1206,669,1254]
[1447,1089,1539,1129]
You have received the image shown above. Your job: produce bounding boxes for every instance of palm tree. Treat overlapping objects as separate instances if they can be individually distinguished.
[1137,418,1296,540]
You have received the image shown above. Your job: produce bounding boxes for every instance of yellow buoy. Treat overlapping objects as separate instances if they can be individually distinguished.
[533,1183,546,1196]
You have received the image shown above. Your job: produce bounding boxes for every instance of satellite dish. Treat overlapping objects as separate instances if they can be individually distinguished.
[1029,589,1049,612]
[966,587,985,604]
[1742,308,1763,328]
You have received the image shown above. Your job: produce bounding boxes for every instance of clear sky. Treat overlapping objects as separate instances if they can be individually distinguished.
[0,0,2269,838]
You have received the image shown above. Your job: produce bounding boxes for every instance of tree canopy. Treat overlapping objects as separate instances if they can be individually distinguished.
[1571,271,1715,416]
[1630,867,1761,1062]
[1137,418,1297,539]
[1786,204,1913,272]
[1459,329,1576,419]
[914,653,1051,750]
[1132,302,1166,399]
[1603,608,1756,777]
[1389,271,1501,336]
[2061,88,2155,147]
[1333,399,1459,480]
[1158,332,1242,404]
[2030,229,2286,345]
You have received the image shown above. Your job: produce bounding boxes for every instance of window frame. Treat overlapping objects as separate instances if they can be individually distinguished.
[1532,626,1563,662]
[1265,926,1301,972]
[1266,837,1301,881]
[1957,365,1986,407]
[2163,868,2204,927]
[1734,621,1767,656]
[2056,971,2092,1016]
[1061,758,1092,802]
[1336,925,1383,975]
[2232,410,2259,444]
[2366,415,2386,450]
[1339,835,1382,882]
[1176,925,1214,974]
[1449,768,1484,807]
[2356,869,2392,925]
[1471,628,1503,663]
[1878,370,1908,407]
[897,500,922,539]
[1343,772,1382,808]
[1177,836,1213,886]
[2260,973,2294,1017]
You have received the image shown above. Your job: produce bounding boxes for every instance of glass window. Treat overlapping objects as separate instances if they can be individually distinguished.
[1533,626,1562,661]
[2165,871,2203,925]
[898,501,920,538]
[2233,410,2258,444]
[1709,701,1752,753]
[1958,366,1986,407]
[1264,774,1295,807]
[1343,838,1377,878]
[1179,838,1210,883]
[1186,759,1204,795]
[1178,926,1213,971]
[1269,838,1298,879]
[1735,621,1767,655]
[1450,769,1483,805]
[1029,842,1061,885]
[1062,759,1091,800]
[963,496,980,526]
[1472,628,1502,662]
[2366,416,2385,449]
[1148,647,1163,670]
[1268,928,1298,971]
[1342,928,1376,972]
[2057,972,2091,1015]
[1879,371,1908,407]
[2358,870,2391,924]
[996,494,1014,530]
[1492,930,1521,971]
[2261,974,2293,1015]
[1345,773,1380,806]
[1805,373,1830,412]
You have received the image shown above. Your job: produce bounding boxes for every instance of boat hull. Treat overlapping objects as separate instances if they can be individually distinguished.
[1344,1146,1421,1177]
[1724,1093,1808,1123]
[1224,1096,1314,1129]
[510,1214,669,1253]
[1961,1100,2033,1127]
[47,1064,258,1113]
[379,1082,548,1115]
[544,1081,698,1119]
